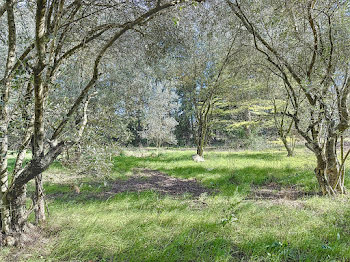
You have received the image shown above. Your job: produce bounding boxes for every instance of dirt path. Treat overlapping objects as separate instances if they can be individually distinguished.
[111,168,211,197]
[245,183,320,209]
[248,183,318,201]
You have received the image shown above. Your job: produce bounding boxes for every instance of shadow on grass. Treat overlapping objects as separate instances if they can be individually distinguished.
[45,179,113,204]
[48,152,318,203]
[45,169,212,204]
[207,151,287,161]
[156,165,316,194]
[112,152,318,196]
[42,151,350,262]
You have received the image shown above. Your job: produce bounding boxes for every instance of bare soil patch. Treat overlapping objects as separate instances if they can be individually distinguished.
[111,168,211,197]
[248,182,318,201]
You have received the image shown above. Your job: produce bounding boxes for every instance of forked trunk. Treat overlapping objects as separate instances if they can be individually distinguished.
[314,150,345,195]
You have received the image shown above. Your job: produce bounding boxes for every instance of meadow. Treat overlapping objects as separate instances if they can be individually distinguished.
[2,147,350,261]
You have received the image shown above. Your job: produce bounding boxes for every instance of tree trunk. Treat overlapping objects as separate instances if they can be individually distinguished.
[244,108,252,138]
[1,0,17,238]
[314,154,329,195]
[31,0,47,226]
[1,194,11,234]
[1,143,65,242]
[196,102,211,158]
[281,136,293,157]
[0,184,27,246]
[9,184,27,234]
[197,143,204,157]
[314,146,345,195]
[34,174,46,224]
[196,122,206,157]
[340,136,346,193]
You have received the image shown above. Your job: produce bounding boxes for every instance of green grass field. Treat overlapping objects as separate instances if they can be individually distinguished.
[2,148,350,261]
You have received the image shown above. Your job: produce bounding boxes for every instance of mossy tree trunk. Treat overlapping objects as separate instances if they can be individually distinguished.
[314,140,345,195]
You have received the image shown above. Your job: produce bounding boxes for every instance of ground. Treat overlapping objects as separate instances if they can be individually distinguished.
[1,147,350,261]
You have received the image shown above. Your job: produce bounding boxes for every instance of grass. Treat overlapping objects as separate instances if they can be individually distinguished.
[113,148,320,194]
[3,147,350,261]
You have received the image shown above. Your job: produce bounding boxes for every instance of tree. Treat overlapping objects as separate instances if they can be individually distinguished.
[141,80,179,149]
[0,0,205,245]
[272,97,296,157]
[226,0,350,195]
[173,3,242,157]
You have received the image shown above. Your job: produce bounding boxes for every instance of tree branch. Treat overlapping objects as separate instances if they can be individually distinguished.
[306,1,318,80]
[51,0,202,142]
[0,2,6,18]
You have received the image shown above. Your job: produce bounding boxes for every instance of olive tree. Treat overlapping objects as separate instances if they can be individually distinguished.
[0,0,204,245]
[226,0,350,195]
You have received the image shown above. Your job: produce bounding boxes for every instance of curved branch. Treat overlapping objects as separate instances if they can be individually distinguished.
[226,0,316,105]
[307,1,318,79]
[51,0,201,141]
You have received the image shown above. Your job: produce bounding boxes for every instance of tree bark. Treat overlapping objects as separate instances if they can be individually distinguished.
[34,174,46,224]
[29,0,47,227]
[0,184,27,245]
[1,0,17,235]
[314,142,345,195]
[8,185,27,234]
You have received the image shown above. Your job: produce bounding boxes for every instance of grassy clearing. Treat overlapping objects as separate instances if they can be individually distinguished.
[114,147,320,194]
[3,148,350,261]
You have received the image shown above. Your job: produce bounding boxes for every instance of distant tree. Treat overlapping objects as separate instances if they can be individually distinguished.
[141,81,179,150]
[174,7,242,158]
[272,97,296,157]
